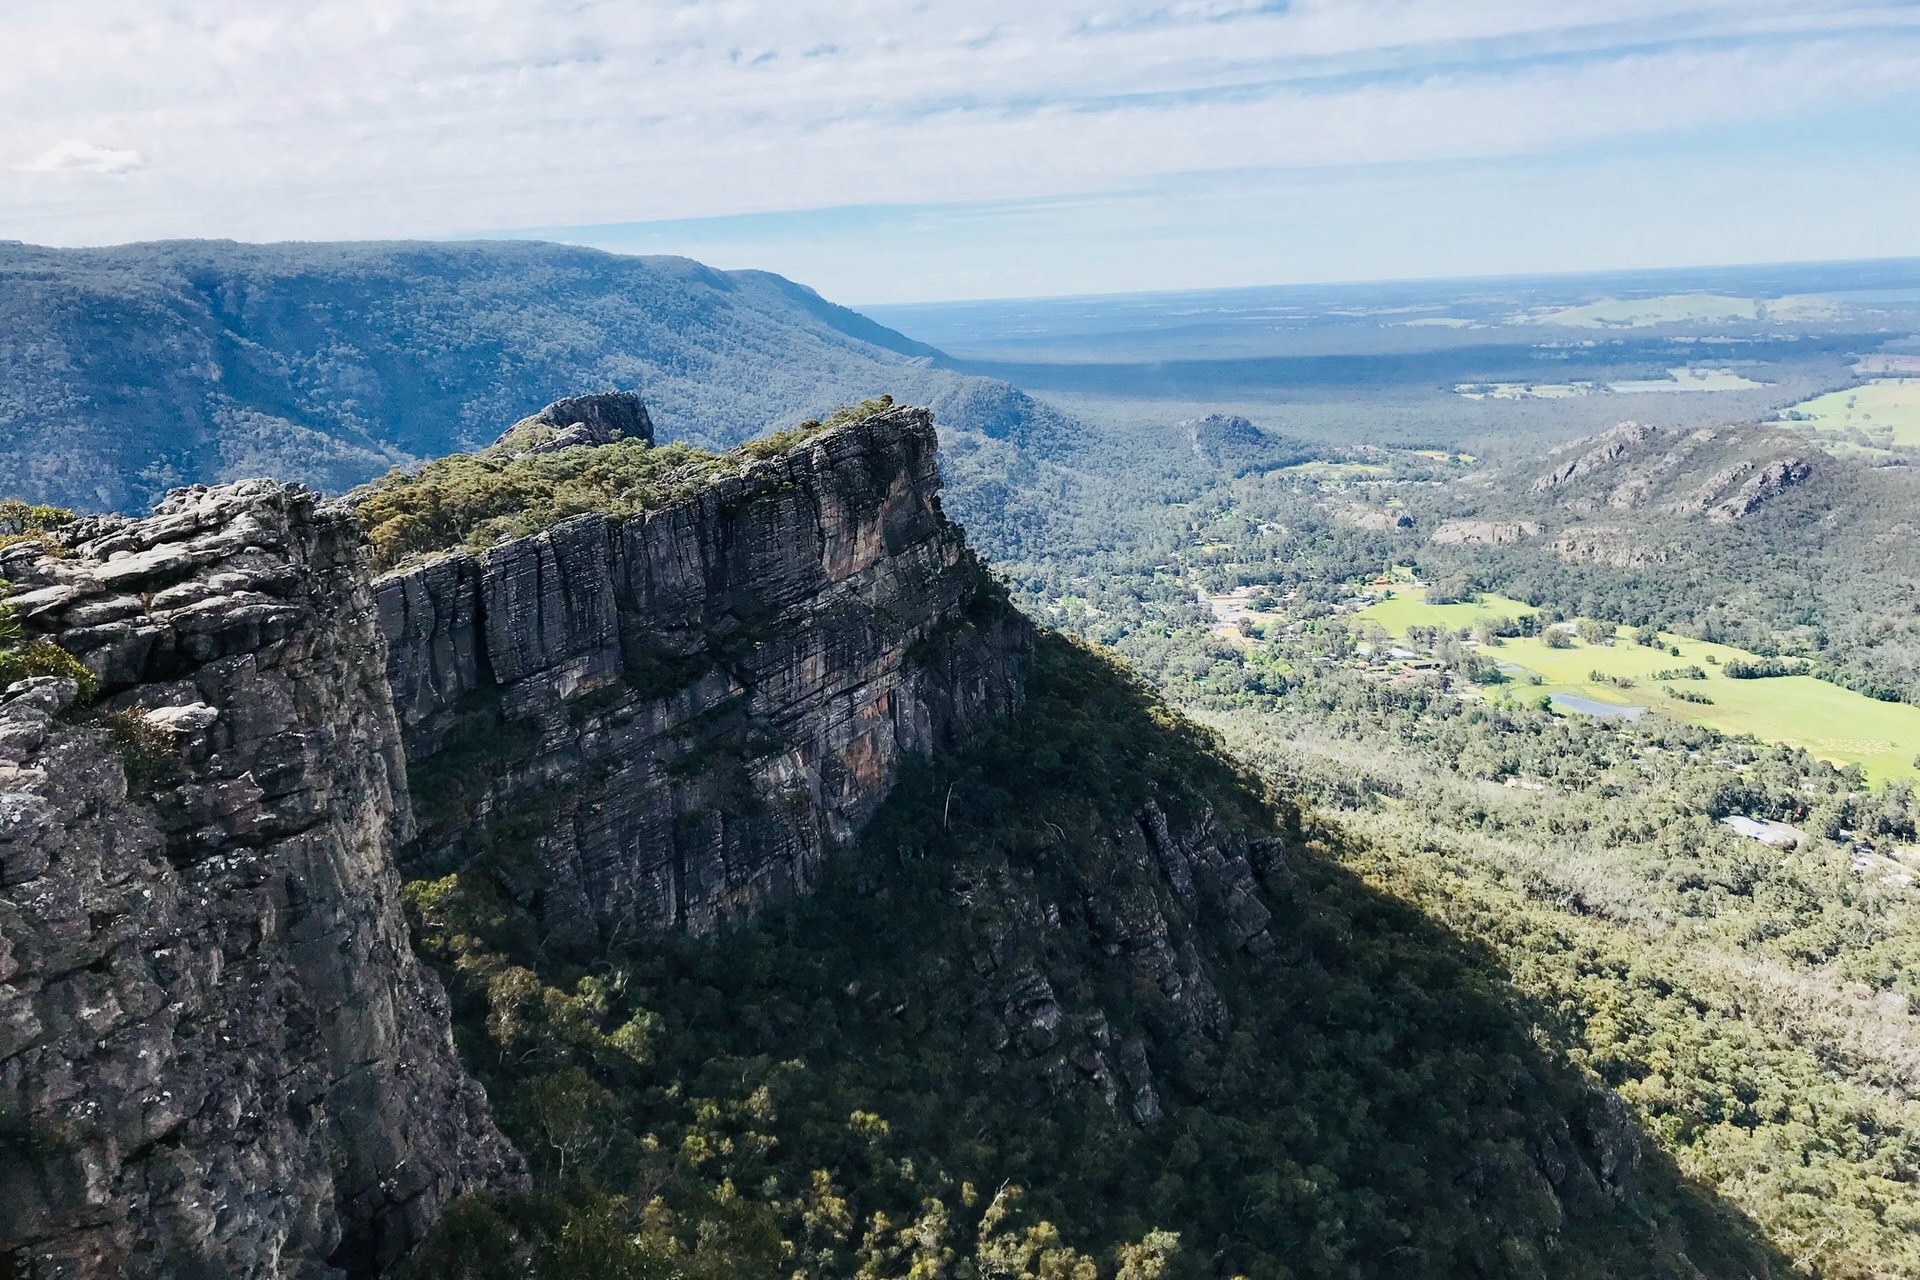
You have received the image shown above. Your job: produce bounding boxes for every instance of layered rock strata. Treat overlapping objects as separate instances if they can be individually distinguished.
[376,405,1030,946]
[0,484,523,1280]
[0,404,1030,1276]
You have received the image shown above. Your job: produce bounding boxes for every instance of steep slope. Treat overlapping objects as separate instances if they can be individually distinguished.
[372,403,1029,947]
[0,239,1065,512]
[0,485,524,1279]
[0,402,1029,1278]
[396,633,1787,1280]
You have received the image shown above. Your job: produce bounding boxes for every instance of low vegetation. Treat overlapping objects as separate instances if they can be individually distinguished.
[0,519,98,694]
[354,397,894,572]
[0,498,75,554]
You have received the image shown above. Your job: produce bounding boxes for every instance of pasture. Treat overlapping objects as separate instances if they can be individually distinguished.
[1355,589,1920,780]
[1778,378,1920,454]
[1529,293,1759,327]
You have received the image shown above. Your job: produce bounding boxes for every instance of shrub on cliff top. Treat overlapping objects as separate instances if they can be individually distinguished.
[0,580,97,698]
[737,394,894,462]
[356,438,725,571]
[355,397,900,572]
[0,499,76,555]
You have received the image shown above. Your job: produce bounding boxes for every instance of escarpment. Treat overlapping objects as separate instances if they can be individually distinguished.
[0,483,524,1280]
[0,402,1030,1277]
[374,404,1031,946]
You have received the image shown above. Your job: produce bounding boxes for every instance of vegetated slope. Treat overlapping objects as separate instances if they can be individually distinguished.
[394,633,1785,1280]
[1200,666,1920,1280]
[1415,421,1920,704]
[835,394,1920,1276]
[0,239,1071,511]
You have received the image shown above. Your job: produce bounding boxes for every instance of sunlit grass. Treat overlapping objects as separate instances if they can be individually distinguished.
[1779,378,1920,454]
[1357,588,1920,780]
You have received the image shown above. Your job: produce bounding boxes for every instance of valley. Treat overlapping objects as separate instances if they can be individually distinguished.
[5,247,1920,1279]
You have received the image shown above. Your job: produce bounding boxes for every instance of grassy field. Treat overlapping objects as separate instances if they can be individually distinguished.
[1778,378,1920,454]
[1609,366,1768,393]
[1279,460,1390,477]
[1356,589,1920,780]
[1452,381,1595,400]
[1530,293,1759,327]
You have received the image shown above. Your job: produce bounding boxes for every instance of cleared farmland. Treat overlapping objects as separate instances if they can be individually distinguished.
[1356,589,1920,780]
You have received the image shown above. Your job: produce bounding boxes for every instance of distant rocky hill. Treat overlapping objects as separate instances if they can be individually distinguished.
[1418,419,1920,701]
[1181,412,1317,475]
[0,240,1072,512]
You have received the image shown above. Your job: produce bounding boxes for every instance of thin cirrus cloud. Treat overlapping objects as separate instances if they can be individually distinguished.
[1,0,1917,300]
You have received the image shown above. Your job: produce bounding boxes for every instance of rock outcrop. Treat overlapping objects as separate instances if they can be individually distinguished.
[376,405,1031,947]
[1429,519,1541,547]
[494,391,654,454]
[0,484,524,1280]
[949,796,1288,1132]
[1705,455,1815,523]
[1532,422,1654,493]
[1336,506,1414,533]
[1551,525,1671,568]
[0,404,1031,1276]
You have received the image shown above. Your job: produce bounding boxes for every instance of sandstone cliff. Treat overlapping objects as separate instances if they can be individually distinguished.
[0,484,524,1279]
[375,404,1030,947]
[0,404,1029,1277]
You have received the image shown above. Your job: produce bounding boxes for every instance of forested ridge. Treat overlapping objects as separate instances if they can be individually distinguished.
[0,239,1068,511]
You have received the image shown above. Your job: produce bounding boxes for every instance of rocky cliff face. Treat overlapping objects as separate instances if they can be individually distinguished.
[0,484,526,1280]
[0,405,1029,1277]
[375,405,1030,947]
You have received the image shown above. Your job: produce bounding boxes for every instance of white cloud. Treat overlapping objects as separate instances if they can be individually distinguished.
[14,139,146,175]
[0,0,1915,294]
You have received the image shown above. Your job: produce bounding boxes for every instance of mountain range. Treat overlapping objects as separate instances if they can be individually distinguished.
[0,239,1069,512]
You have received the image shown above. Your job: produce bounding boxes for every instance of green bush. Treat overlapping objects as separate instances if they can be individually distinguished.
[0,499,75,554]
[356,397,902,572]
[0,639,98,699]
[0,580,97,699]
[1721,657,1803,679]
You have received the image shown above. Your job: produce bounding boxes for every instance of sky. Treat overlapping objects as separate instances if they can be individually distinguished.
[5,1,1920,303]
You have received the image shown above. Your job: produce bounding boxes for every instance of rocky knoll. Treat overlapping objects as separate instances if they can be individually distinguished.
[492,390,655,454]
[0,484,524,1279]
[376,404,1031,947]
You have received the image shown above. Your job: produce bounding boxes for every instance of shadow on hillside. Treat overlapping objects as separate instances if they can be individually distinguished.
[1261,841,1795,1280]
[401,630,1800,1280]
[739,630,1802,1278]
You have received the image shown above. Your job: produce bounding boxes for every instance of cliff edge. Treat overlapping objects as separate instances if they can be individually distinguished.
[0,403,1029,1277]
[376,403,1031,945]
[0,483,525,1279]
